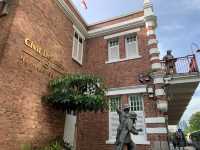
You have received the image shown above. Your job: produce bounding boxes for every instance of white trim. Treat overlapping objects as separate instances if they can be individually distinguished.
[149,48,160,55]
[154,77,164,84]
[150,56,160,61]
[147,30,155,36]
[89,10,143,26]
[145,20,155,28]
[56,0,87,36]
[145,117,165,124]
[104,28,140,40]
[106,85,147,96]
[164,74,200,84]
[57,0,145,38]
[148,39,157,45]
[105,55,142,64]
[106,139,150,145]
[155,89,165,96]
[73,25,85,40]
[157,100,168,112]
[88,17,145,38]
[152,63,162,70]
[146,128,167,134]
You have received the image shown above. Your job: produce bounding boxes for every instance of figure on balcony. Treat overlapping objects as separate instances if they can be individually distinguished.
[0,0,8,17]
[163,50,177,75]
[189,56,198,72]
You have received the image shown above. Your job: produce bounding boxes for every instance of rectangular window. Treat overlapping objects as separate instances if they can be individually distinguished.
[125,35,139,58]
[108,38,120,62]
[72,30,84,64]
[129,95,143,111]
[109,96,121,112]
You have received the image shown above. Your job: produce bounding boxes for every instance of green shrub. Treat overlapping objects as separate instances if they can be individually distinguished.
[42,74,108,113]
[39,141,62,150]
[20,143,32,150]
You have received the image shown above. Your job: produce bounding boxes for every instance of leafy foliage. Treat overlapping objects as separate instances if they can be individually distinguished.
[42,74,108,113]
[185,111,200,134]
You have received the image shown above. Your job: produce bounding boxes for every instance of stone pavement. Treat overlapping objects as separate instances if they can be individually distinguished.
[170,143,195,150]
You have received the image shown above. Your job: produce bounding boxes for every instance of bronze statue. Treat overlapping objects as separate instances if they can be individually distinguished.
[0,0,8,17]
[115,104,142,150]
[163,50,176,75]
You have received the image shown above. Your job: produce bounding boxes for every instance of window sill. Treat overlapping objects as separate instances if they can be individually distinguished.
[105,55,142,64]
[106,139,150,145]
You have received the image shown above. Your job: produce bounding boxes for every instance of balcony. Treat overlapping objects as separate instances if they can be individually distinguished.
[160,54,200,125]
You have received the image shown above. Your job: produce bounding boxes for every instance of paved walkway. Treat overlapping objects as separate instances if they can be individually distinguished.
[170,146,195,150]
[170,143,195,150]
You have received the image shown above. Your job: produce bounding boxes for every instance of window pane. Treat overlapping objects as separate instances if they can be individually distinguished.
[109,97,121,112]
[125,35,138,58]
[129,95,143,111]
[78,42,83,63]
[72,38,78,59]
[72,30,84,64]
[75,32,78,39]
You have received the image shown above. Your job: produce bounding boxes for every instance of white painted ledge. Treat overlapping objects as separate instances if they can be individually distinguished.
[146,128,167,134]
[150,56,160,61]
[148,39,158,45]
[147,30,155,36]
[149,48,160,55]
[105,55,142,64]
[155,89,165,96]
[151,63,162,70]
[154,77,164,84]
[106,85,147,96]
[104,28,140,40]
[106,139,150,145]
[145,117,165,124]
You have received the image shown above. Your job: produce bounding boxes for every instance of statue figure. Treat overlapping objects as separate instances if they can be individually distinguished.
[0,0,8,17]
[163,50,176,75]
[115,104,142,150]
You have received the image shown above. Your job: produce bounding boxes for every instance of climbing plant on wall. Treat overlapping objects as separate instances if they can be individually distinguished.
[42,74,108,113]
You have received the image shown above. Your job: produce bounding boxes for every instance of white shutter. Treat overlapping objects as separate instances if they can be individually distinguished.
[125,35,138,58]
[78,41,83,64]
[72,30,84,65]
[72,35,78,59]
[109,46,119,61]
[108,39,119,62]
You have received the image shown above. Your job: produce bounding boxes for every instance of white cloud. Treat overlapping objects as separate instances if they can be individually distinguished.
[183,0,200,10]
[161,24,184,31]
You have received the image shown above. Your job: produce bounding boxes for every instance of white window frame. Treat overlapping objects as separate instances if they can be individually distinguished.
[108,96,121,142]
[108,38,120,62]
[72,25,85,65]
[128,95,148,144]
[125,34,139,59]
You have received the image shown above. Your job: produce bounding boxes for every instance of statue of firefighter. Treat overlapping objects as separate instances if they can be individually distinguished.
[115,104,142,150]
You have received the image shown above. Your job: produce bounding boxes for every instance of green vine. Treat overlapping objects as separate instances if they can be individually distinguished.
[42,74,108,113]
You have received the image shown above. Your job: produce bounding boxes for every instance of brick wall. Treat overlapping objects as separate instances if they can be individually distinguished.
[76,27,156,149]
[84,27,150,88]
[0,0,168,149]
[0,0,83,149]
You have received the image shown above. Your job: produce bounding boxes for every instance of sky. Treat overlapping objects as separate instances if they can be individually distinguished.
[71,0,200,122]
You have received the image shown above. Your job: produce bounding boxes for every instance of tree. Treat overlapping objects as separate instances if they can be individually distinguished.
[43,73,107,113]
[42,74,108,149]
[185,111,200,134]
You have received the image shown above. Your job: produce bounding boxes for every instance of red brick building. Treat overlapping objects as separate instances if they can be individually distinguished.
[1,0,199,150]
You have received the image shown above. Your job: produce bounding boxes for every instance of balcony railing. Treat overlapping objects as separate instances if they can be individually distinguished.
[160,54,199,75]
